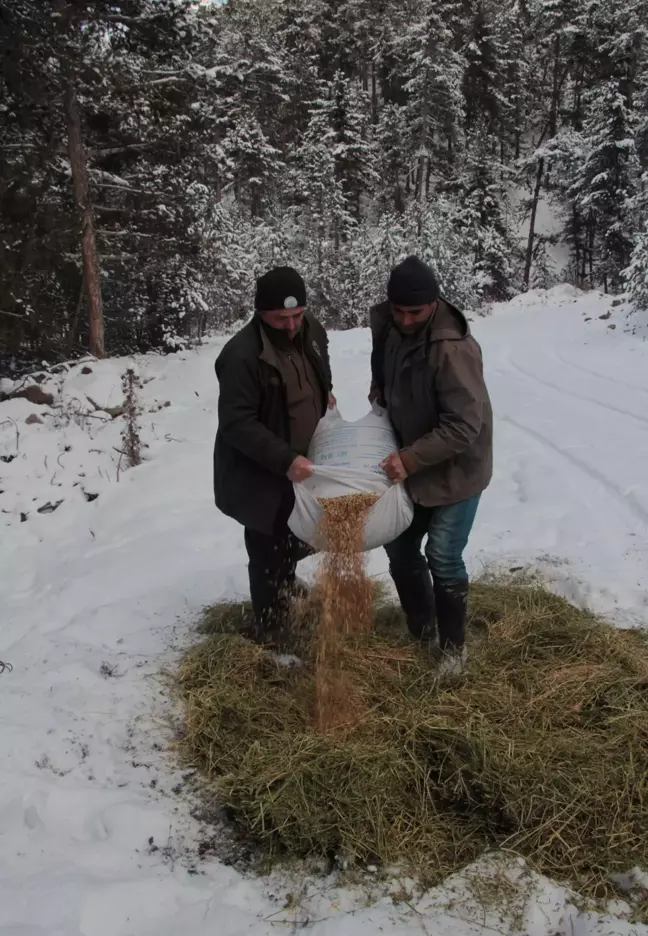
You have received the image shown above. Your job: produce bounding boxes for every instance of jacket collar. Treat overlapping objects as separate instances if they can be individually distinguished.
[254,313,325,374]
[256,316,282,370]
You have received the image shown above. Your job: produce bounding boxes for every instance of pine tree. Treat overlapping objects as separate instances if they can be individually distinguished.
[390,1,465,196]
[461,1,506,137]
[635,80,648,171]
[418,200,483,307]
[292,92,350,316]
[492,0,532,161]
[452,124,517,301]
[327,71,379,217]
[375,102,411,213]
[624,222,648,309]
[568,83,638,290]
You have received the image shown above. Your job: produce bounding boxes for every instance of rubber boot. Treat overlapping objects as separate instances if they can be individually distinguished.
[390,566,437,641]
[291,576,310,601]
[242,600,292,651]
[245,565,294,650]
[434,580,469,674]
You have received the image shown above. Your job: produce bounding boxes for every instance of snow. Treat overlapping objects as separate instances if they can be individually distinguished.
[1,286,648,936]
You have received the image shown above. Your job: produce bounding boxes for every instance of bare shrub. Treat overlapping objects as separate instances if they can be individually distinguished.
[121,367,142,469]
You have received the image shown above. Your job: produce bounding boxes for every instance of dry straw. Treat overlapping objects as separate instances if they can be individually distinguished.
[179,581,648,903]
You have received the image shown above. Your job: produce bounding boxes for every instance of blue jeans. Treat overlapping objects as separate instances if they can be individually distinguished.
[385,495,481,584]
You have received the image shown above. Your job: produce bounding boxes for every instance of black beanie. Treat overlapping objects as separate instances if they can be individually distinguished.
[387,256,440,306]
[255,266,307,312]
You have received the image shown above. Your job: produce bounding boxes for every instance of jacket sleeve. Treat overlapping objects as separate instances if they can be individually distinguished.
[369,304,389,404]
[322,328,333,392]
[216,351,295,476]
[400,341,486,474]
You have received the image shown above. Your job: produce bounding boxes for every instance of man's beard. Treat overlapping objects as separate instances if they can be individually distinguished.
[395,319,429,336]
[263,321,301,345]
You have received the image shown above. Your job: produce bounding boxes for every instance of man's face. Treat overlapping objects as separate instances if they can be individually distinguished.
[261,307,305,340]
[391,301,436,335]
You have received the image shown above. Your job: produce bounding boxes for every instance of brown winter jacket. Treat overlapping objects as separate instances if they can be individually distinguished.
[214,313,332,535]
[369,298,493,507]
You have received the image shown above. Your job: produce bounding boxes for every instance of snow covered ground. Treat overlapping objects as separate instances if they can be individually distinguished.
[1,286,648,936]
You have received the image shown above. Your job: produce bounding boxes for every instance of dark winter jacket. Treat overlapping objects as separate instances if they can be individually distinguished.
[214,313,332,535]
[370,298,493,507]
[271,332,326,457]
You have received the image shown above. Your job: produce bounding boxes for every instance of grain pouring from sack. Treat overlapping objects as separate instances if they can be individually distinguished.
[314,492,379,731]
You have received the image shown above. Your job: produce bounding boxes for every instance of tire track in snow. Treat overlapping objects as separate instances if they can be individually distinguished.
[501,415,648,528]
[551,350,648,399]
[505,358,648,428]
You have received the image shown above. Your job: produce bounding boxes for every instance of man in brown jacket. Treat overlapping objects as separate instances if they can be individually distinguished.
[214,267,334,647]
[370,256,493,672]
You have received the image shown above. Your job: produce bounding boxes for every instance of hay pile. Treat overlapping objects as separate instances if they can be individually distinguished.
[179,582,648,897]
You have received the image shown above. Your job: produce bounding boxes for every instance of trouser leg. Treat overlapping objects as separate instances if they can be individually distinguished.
[384,505,436,640]
[244,526,300,645]
[424,495,481,651]
[243,494,311,646]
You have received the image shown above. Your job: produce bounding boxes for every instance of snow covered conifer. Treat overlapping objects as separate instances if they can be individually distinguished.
[568,82,638,291]
[452,124,516,301]
[624,223,648,309]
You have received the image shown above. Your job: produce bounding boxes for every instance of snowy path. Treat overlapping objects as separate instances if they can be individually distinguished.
[475,290,648,625]
[1,287,647,936]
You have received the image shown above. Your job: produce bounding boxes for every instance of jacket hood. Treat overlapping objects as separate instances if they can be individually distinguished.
[428,298,471,342]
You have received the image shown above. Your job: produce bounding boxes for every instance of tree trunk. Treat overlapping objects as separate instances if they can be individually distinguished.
[523,157,544,288]
[588,220,595,284]
[64,85,105,358]
[414,34,434,205]
[371,61,378,125]
[514,78,522,160]
[572,61,586,131]
[521,41,562,291]
[426,158,433,198]
[67,274,84,352]
[394,182,404,214]
[415,152,426,204]
[549,34,562,138]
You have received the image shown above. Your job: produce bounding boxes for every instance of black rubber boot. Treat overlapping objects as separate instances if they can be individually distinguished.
[434,580,469,652]
[240,599,292,650]
[390,567,437,641]
[244,525,302,650]
[291,576,310,601]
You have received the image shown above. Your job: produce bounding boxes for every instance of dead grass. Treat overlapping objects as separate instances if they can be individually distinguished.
[177,580,648,901]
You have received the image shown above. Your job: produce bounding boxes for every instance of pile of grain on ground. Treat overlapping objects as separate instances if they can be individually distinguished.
[179,582,648,904]
[314,492,379,731]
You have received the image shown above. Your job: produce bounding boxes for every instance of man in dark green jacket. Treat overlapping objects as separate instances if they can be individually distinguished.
[214,267,334,646]
[370,256,493,672]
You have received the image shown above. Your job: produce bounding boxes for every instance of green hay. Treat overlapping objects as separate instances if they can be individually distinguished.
[178,582,648,899]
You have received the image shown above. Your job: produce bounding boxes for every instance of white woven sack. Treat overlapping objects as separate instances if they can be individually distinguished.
[288,405,413,552]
